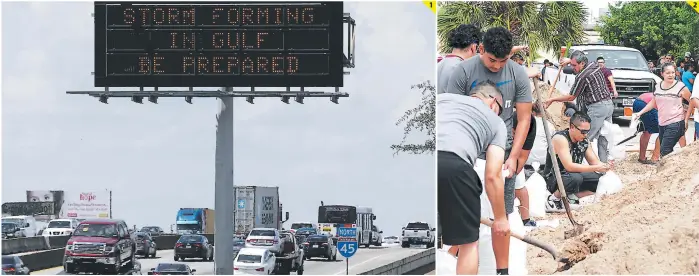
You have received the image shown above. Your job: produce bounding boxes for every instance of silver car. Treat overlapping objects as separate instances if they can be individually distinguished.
[245,228,283,255]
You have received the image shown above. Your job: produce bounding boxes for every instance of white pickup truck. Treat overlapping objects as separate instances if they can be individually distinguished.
[42,218,79,236]
[401,222,435,248]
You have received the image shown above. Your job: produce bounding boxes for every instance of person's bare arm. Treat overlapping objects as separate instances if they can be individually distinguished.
[584,145,603,166]
[635,98,657,117]
[509,102,532,167]
[680,87,691,101]
[686,98,698,124]
[608,76,618,97]
[484,145,507,221]
[552,135,602,173]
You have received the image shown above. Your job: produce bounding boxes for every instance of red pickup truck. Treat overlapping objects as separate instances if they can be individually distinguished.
[63,218,136,274]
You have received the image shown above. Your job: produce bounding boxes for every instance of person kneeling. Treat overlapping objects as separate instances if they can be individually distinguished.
[543,112,612,212]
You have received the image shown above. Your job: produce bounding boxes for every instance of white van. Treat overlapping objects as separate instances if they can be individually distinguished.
[1,216,38,237]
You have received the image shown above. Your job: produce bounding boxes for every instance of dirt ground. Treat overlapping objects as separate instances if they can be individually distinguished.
[525,138,699,274]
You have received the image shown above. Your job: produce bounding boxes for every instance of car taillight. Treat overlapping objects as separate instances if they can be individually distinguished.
[273,238,279,244]
[175,243,183,247]
[246,239,253,243]
[194,243,202,247]
[4,268,15,272]
[255,268,264,271]
[152,273,160,275]
[234,267,239,271]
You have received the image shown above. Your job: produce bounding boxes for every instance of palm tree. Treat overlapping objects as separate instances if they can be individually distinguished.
[438,1,588,60]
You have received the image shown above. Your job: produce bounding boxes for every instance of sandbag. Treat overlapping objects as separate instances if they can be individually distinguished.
[524,162,549,218]
[473,160,528,275]
[594,171,624,202]
[436,247,457,275]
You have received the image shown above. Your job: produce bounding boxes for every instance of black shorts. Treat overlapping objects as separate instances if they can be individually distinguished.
[438,151,481,245]
[513,114,537,150]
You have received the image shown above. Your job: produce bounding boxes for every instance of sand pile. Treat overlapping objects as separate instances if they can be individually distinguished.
[526,141,699,275]
[532,81,570,131]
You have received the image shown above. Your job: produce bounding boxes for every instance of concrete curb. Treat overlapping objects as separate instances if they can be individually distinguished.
[357,249,436,275]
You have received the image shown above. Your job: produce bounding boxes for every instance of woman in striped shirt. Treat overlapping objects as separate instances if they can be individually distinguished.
[634,63,692,159]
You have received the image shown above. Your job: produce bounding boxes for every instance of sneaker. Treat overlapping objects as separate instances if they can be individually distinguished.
[546,194,566,213]
[523,220,537,227]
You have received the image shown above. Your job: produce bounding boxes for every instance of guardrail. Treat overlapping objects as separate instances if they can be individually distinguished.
[6,234,217,272]
[358,248,435,275]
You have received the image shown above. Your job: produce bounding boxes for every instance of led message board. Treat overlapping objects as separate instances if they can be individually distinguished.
[94,1,344,87]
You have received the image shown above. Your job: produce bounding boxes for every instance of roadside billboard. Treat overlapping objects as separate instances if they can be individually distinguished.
[26,190,111,219]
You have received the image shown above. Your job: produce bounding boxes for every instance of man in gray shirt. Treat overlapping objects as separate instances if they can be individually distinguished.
[437,24,481,94]
[438,82,511,275]
[444,27,532,275]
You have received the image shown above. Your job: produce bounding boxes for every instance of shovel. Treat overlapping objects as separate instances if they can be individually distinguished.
[532,77,585,239]
[447,218,572,270]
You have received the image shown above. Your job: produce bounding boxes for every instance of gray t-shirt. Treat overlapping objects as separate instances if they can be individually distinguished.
[445,55,533,150]
[437,93,507,166]
[437,55,464,94]
[445,55,533,215]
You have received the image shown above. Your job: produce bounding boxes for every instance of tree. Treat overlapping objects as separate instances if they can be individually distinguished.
[598,2,699,62]
[438,1,587,59]
[391,81,435,155]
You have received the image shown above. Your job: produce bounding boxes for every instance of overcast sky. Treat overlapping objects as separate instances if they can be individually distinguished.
[2,2,436,236]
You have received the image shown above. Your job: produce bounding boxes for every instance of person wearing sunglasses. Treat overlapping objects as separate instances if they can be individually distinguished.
[543,112,612,213]
[437,82,510,275]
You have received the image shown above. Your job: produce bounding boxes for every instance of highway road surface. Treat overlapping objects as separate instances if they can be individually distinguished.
[30,245,430,275]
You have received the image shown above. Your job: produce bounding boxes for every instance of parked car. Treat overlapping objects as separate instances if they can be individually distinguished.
[174,235,213,262]
[148,263,196,275]
[1,256,30,275]
[132,232,157,258]
[233,248,276,275]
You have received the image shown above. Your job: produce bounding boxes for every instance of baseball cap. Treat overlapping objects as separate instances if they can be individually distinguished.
[685,52,691,57]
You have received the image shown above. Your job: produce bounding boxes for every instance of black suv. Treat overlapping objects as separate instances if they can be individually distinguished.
[174,235,213,262]
[303,235,337,261]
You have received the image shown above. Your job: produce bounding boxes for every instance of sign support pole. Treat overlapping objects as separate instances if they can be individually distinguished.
[346,259,349,275]
[214,88,236,275]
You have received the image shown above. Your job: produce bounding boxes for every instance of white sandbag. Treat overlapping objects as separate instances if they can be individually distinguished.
[524,162,549,218]
[474,159,528,275]
[515,170,526,189]
[436,247,457,275]
[477,201,528,275]
[594,171,624,202]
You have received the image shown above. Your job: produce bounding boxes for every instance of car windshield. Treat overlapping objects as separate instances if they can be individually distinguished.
[237,254,262,263]
[47,221,72,228]
[290,223,313,230]
[73,224,117,237]
[1,256,15,264]
[141,227,159,232]
[176,224,200,231]
[307,235,328,242]
[233,238,246,246]
[405,223,429,230]
[2,219,24,226]
[2,223,17,230]
[156,263,187,271]
[249,229,275,237]
[386,236,397,239]
[581,49,649,71]
[132,233,148,240]
[178,235,203,243]
[296,229,316,235]
[295,235,307,244]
